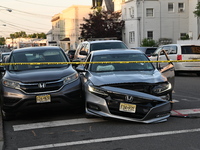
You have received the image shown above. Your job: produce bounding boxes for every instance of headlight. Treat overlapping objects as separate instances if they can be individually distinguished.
[63,73,79,84]
[2,79,21,89]
[88,85,108,96]
[152,82,171,94]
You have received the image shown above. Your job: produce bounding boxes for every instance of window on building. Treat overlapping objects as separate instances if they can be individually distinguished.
[129,31,135,43]
[180,33,187,39]
[147,31,153,39]
[178,3,184,12]
[124,8,127,19]
[168,3,174,12]
[146,8,153,17]
[129,7,134,18]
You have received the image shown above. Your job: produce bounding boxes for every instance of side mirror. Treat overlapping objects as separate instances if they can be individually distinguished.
[76,65,86,72]
[79,51,87,55]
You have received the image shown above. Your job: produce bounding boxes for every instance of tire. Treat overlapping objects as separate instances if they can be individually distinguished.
[1,109,15,121]
[196,72,200,76]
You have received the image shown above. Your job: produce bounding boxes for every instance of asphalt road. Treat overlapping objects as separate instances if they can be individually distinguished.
[1,73,200,150]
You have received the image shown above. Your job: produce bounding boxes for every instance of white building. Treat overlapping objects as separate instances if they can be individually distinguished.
[120,0,200,48]
[49,5,91,51]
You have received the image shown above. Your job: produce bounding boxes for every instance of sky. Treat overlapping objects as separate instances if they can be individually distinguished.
[0,0,92,38]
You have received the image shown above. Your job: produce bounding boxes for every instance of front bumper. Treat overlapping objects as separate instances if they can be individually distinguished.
[1,79,82,113]
[85,86,171,123]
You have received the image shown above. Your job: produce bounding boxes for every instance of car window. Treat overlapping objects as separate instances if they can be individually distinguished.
[9,49,68,71]
[90,42,128,51]
[90,53,154,72]
[162,46,177,54]
[145,48,157,54]
[181,46,200,54]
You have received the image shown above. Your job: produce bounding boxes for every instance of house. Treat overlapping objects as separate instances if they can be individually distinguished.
[120,0,200,48]
[50,5,91,50]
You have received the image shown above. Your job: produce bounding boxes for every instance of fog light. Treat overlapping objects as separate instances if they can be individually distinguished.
[87,103,101,111]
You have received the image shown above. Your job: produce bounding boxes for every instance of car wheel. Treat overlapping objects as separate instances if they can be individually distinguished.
[196,72,200,76]
[1,109,15,121]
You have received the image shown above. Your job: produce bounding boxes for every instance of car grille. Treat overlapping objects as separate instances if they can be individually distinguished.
[107,83,153,94]
[105,92,162,119]
[20,80,63,93]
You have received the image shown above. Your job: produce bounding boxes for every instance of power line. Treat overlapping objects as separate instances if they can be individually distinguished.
[0,19,45,33]
[0,11,50,26]
[0,5,52,18]
[0,19,49,31]
[15,0,66,8]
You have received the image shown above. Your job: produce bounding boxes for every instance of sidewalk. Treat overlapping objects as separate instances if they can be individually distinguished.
[0,111,4,150]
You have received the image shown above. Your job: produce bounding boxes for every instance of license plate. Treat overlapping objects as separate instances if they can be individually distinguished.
[119,103,136,113]
[36,95,51,103]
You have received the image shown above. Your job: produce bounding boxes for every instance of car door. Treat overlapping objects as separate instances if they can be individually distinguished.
[156,50,175,90]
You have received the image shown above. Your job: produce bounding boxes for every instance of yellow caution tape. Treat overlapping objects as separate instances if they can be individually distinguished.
[0,59,200,66]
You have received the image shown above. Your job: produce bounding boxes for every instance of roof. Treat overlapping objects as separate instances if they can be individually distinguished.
[91,49,142,55]
[88,40,124,44]
[12,46,61,53]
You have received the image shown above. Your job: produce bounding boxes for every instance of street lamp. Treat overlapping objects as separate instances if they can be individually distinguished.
[0,8,12,12]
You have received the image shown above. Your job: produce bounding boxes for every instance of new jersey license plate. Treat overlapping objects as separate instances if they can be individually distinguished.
[36,95,51,103]
[119,103,136,113]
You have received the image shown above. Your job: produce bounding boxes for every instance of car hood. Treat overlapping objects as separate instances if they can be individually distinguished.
[5,66,76,82]
[89,70,167,86]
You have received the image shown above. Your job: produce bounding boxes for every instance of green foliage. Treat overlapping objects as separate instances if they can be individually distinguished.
[9,31,46,39]
[193,2,200,17]
[0,37,5,45]
[141,38,158,47]
[80,11,124,40]
[180,34,190,40]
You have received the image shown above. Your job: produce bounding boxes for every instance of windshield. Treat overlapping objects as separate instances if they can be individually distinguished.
[90,53,154,72]
[90,42,128,51]
[8,48,69,71]
[152,47,162,56]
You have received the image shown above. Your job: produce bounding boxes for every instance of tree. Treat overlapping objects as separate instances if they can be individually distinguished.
[0,37,5,45]
[80,11,124,40]
[9,31,46,39]
[193,2,200,39]
[193,2,200,17]
[141,38,158,47]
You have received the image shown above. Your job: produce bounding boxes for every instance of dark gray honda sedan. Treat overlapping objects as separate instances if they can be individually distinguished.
[0,46,82,120]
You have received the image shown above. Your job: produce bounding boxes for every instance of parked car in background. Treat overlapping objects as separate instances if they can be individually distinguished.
[76,49,175,123]
[73,40,128,62]
[131,47,157,57]
[0,46,82,120]
[150,44,200,76]
[0,52,11,63]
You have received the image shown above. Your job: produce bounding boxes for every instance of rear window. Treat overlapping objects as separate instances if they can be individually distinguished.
[90,42,128,51]
[181,46,200,54]
[146,48,157,54]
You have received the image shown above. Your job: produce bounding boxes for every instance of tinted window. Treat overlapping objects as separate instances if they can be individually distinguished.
[9,49,68,71]
[146,48,157,54]
[90,53,154,72]
[90,42,128,51]
[181,46,200,54]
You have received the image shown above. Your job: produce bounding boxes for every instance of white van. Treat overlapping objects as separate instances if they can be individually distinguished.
[149,44,200,76]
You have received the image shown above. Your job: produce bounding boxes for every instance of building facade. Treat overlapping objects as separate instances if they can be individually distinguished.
[121,0,200,48]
